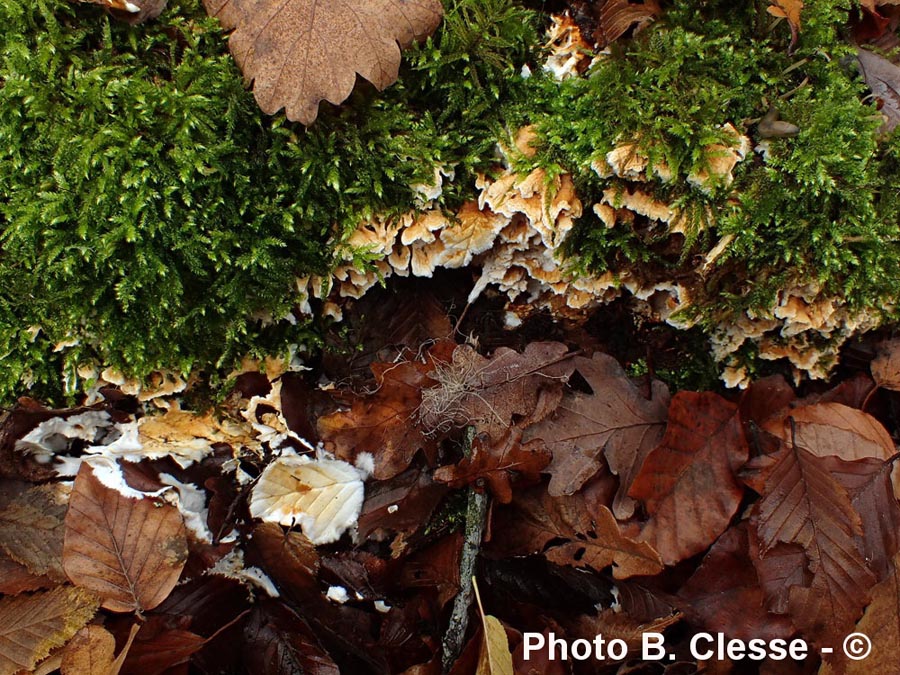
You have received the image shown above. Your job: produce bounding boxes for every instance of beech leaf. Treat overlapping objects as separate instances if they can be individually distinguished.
[629,392,748,565]
[62,464,189,614]
[0,586,99,675]
[203,0,443,125]
[871,338,900,391]
[248,454,366,545]
[767,0,803,49]
[525,352,669,516]
[0,483,69,581]
[753,440,876,645]
[243,600,339,675]
[60,623,139,675]
[433,427,550,504]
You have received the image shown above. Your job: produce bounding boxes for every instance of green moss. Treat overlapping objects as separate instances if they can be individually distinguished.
[0,0,538,401]
[1,0,898,402]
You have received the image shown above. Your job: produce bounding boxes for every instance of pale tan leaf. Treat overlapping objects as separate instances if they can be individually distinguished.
[767,0,803,47]
[60,623,138,675]
[763,402,895,462]
[0,483,69,581]
[473,578,513,675]
[63,464,188,613]
[249,454,366,545]
[203,0,443,125]
[0,586,99,675]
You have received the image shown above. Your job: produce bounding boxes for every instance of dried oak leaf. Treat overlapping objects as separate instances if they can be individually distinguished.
[203,0,443,125]
[857,48,900,133]
[679,524,793,641]
[752,440,876,647]
[0,482,69,581]
[433,427,550,504]
[0,585,99,675]
[418,342,575,443]
[871,338,900,391]
[318,354,443,480]
[248,454,366,545]
[524,352,669,516]
[243,599,339,675]
[63,464,189,614]
[489,489,663,579]
[629,392,748,565]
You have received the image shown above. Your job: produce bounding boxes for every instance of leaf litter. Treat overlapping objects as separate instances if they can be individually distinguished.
[3,286,900,673]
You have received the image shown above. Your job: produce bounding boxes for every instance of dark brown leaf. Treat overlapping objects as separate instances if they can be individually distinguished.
[119,617,207,675]
[871,337,900,391]
[318,354,442,480]
[595,0,661,46]
[246,522,320,605]
[356,466,449,542]
[525,353,669,516]
[679,524,793,641]
[63,464,189,613]
[203,0,443,125]
[434,427,550,504]
[243,600,339,675]
[0,551,54,595]
[629,392,748,565]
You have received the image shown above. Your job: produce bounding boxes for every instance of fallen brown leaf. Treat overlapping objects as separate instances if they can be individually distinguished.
[61,623,139,675]
[246,522,320,605]
[525,353,669,517]
[679,524,794,641]
[242,599,339,674]
[871,338,900,391]
[434,427,550,504]
[63,464,189,614]
[0,586,99,675]
[0,551,54,595]
[752,439,876,646]
[595,0,661,47]
[0,482,69,581]
[419,342,575,443]
[763,402,895,462]
[767,0,803,49]
[203,0,443,125]
[490,489,663,580]
[318,355,442,480]
[473,578,514,675]
[629,392,748,565]
[356,466,449,542]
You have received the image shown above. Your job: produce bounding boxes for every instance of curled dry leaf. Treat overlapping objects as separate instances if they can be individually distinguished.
[0,585,99,675]
[524,352,669,516]
[767,0,803,49]
[433,427,550,504]
[0,482,69,581]
[243,599,339,675]
[249,453,366,545]
[595,0,662,47]
[473,578,514,675]
[63,464,189,614]
[629,392,749,565]
[203,0,443,125]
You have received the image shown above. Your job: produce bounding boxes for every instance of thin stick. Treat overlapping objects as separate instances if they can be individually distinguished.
[441,427,489,673]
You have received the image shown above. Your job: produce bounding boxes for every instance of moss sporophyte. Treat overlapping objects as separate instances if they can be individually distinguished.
[1,0,897,401]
